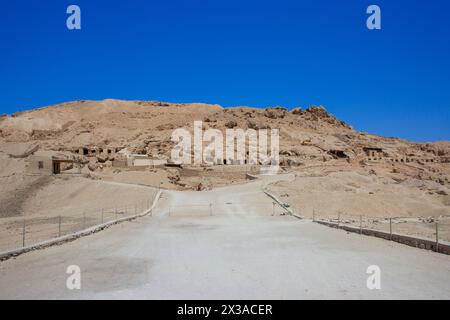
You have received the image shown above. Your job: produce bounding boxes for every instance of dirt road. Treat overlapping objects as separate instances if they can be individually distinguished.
[0,176,449,299]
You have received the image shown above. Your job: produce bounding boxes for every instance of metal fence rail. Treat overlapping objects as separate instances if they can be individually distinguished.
[312,211,450,248]
[0,195,158,254]
[166,202,285,217]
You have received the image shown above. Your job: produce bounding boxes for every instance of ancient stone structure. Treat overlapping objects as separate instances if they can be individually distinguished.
[363,146,438,165]
[363,147,383,161]
[26,156,74,175]
[72,146,120,157]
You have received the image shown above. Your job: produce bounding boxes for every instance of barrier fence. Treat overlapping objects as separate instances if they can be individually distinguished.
[1,195,278,254]
[0,197,156,254]
[166,202,285,217]
[312,211,450,247]
[6,190,445,256]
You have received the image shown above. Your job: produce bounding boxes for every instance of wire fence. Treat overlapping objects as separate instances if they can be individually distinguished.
[1,194,281,253]
[312,211,450,244]
[0,198,155,254]
[165,202,286,217]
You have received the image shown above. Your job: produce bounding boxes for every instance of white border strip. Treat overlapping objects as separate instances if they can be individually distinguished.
[263,189,302,219]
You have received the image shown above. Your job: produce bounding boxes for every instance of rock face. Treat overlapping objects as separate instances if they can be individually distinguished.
[264,107,287,119]
[167,169,180,184]
[0,98,449,188]
[291,108,303,115]
[224,120,237,128]
[88,162,98,172]
[305,106,330,118]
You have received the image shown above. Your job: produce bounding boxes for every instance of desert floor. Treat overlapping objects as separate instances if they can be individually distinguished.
[1,176,449,299]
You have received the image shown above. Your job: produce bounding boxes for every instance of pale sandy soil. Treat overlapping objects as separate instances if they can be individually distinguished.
[267,169,450,241]
[0,178,449,299]
[0,176,157,252]
[0,100,449,299]
[329,216,450,243]
[96,166,253,190]
[97,167,174,189]
[1,99,450,247]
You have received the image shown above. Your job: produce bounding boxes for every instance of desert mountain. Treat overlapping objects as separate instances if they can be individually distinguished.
[1,99,449,166]
[0,99,449,219]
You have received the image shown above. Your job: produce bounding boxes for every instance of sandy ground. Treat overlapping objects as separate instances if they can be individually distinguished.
[97,165,253,190]
[268,170,450,241]
[0,177,157,252]
[0,176,449,299]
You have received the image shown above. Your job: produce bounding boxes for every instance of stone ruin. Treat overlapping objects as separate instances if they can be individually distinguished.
[363,147,438,165]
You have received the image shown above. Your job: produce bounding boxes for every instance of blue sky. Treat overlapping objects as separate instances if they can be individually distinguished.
[0,0,449,142]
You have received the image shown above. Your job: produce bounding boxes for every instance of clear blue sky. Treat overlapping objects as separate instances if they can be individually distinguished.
[1,0,449,142]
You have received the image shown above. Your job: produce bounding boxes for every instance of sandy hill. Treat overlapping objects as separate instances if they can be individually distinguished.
[0,99,449,226]
[2,99,449,160]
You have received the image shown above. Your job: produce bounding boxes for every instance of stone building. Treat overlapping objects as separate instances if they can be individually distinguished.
[26,155,74,175]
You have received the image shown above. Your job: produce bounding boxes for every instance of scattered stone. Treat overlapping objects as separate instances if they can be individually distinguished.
[224,120,237,128]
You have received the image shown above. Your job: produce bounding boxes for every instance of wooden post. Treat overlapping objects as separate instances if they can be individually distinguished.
[389,218,392,241]
[312,209,315,222]
[359,215,362,234]
[22,219,26,248]
[436,222,439,253]
[58,216,62,237]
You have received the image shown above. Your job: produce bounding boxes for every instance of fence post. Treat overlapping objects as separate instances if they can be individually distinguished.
[389,218,392,240]
[272,202,275,216]
[312,209,315,222]
[359,215,362,234]
[22,219,26,248]
[58,216,62,237]
[436,222,439,253]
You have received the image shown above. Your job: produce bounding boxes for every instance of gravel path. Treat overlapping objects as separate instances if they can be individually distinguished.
[0,177,449,299]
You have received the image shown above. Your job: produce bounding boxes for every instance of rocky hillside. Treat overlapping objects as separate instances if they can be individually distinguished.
[1,99,449,161]
[1,99,449,219]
